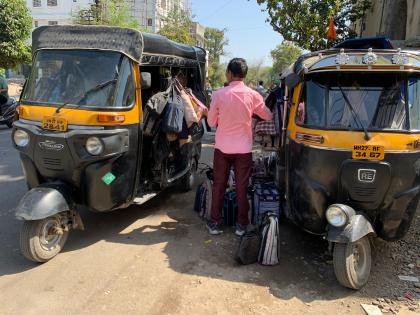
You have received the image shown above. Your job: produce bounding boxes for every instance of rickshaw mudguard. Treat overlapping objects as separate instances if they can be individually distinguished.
[326,214,376,243]
[15,185,72,221]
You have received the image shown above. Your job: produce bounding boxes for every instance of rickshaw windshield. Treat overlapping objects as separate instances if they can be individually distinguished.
[22,50,136,108]
[296,72,420,131]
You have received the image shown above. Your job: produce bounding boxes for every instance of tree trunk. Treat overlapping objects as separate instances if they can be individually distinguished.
[381,0,407,40]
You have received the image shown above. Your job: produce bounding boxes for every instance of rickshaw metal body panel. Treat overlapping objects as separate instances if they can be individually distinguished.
[282,45,420,242]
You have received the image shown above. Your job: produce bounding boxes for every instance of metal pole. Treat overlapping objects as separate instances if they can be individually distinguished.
[281,86,288,147]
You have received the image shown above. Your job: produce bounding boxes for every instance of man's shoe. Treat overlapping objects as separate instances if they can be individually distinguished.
[206,222,223,235]
[235,224,247,237]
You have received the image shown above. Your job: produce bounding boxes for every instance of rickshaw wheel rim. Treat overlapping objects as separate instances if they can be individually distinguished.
[39,218,62,251]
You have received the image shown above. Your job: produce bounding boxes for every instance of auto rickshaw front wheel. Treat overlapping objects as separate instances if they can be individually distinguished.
[333,236,372,290]
[20,215,69,263]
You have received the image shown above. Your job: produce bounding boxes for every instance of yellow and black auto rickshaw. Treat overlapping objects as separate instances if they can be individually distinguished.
[277,38,420,289]
[12,25,207,262]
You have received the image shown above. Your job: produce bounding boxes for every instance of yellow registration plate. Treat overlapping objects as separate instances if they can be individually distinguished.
[41,116,68,132]
[352,145,385,160]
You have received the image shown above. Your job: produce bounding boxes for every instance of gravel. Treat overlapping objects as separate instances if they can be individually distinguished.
[359,213,420,313]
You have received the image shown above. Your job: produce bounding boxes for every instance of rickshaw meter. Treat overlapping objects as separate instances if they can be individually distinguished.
[13,130,29,147]
[326,204,352,227]
[86,137,104,155]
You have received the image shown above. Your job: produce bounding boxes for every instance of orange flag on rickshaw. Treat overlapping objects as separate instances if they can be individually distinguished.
[327,16,337,40]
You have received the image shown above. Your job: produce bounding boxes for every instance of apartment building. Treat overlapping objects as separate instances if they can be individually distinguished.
[190,22,205,48]
[352,0,420,46]
[26,0,95,28]
[128,0,190,33]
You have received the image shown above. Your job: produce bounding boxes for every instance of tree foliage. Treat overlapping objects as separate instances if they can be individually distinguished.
[74,0,147,31]
[207,62,226,88]
[255,0,372,51]
[270,41,302,76]
[205,27,229,64]
[158,5,195,45]
[0,0,32,69]
[244,60,272,87]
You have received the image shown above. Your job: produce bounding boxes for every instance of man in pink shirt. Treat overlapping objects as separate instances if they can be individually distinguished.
[207,58,273,236]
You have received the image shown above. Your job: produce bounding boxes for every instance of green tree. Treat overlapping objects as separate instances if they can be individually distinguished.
[205,27,229,64]
[270,41,302,76]
[158,5,195,45]
[255,0,372,51]
[244,60,272,87]
[74,0,147,31]
[0,0,32,69]
[208,62,225,88]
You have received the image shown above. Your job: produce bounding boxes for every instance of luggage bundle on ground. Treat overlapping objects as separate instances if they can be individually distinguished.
[194,153,282,266]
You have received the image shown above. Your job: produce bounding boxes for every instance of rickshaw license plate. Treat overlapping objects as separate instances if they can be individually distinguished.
[352,145,385,160]
[41,116,68,132]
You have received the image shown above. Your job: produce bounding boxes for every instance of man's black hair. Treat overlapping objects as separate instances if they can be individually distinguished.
[227,58,248,78]
[259,80,264,85]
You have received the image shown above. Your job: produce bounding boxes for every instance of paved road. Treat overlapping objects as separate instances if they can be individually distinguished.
[0,126,415,315]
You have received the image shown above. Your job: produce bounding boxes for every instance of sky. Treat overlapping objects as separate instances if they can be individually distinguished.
[190,0,283,66]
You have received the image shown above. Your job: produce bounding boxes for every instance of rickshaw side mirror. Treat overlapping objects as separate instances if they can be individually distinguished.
[140,72,152,90]
[284,73,301,89]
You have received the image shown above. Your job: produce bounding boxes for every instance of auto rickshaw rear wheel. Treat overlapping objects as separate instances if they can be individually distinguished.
[20,215,69,263]
[333,236,371,289]
[179,158,197,192]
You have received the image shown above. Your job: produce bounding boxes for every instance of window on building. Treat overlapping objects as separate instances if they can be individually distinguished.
[33,0,41,7]
[47,0,57,6]
[34,21,39,27]
[147,18,153,26]
[48,21,58,25]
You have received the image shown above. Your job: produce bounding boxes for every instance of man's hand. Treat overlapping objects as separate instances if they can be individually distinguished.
[202,106,209,117]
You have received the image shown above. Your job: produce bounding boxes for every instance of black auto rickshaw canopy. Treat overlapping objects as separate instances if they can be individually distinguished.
[31,25,207,68]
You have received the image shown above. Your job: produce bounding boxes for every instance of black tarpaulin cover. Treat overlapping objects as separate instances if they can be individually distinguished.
[32,25,206,63]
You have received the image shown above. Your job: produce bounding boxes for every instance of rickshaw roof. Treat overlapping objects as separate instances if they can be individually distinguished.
[32,25,206,66]
[284,47,419,81]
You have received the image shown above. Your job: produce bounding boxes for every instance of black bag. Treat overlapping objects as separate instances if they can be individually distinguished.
[235,226,261,265]
[152,131,170,163]
[162,86,185,133]
[223,191,238,226]
[143,88,170,137]
[251,185,280,226]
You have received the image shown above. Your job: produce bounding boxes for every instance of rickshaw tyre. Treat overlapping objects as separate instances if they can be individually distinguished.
[179,158,197,192]
[333,236,371,290]
[20,218,69,263]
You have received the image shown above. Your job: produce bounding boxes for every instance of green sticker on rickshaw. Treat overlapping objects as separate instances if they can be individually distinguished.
[102,172,116,185]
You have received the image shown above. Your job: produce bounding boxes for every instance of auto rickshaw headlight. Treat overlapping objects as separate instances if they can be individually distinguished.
[326,205,349,227]
[13,130,29,147]
[86,137,104,155]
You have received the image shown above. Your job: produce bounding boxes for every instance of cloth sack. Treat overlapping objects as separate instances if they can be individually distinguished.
[162,85,185,133]
[143,86,171,137]
[258,213,280,265]
[255,119,277,135]
[179,88,199,127]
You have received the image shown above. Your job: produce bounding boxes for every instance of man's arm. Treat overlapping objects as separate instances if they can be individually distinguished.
[207,93,219,127]
[253,93,273,121]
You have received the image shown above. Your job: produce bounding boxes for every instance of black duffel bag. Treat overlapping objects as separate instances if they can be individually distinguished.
[161,85,184,134]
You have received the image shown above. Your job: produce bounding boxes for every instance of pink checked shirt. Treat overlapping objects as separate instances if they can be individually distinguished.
[208,81,273,154]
